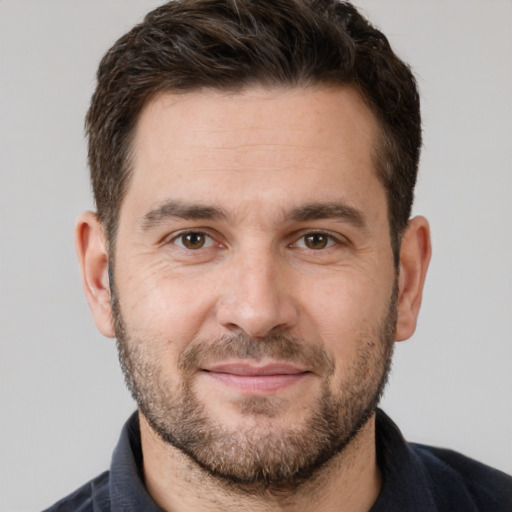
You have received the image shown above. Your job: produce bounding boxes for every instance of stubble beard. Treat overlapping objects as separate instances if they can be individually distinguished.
[112,285,396,491]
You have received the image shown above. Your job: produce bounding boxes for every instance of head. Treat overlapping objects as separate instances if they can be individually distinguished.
[86,0,421,261]
[77,0,430,492]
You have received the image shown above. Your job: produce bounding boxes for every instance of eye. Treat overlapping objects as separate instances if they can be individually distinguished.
[173,231,215,250]
[294,232,338,250]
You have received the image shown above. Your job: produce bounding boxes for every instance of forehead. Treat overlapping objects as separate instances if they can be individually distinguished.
[125,86,384,223]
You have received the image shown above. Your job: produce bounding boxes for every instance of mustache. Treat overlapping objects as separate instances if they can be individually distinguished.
[178,333,335,377]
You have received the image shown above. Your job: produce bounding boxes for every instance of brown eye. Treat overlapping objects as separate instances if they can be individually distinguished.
[304,233,329,250]
[177,232,207,250]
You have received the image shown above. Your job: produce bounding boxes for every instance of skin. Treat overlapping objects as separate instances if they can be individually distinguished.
[76,86,431,511]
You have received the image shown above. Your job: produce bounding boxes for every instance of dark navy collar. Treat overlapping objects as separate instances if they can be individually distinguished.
[108,409,438,512]
[105,409,511,512]
[44,408,511,511]
[109,413,164,511]
[371,410,437,511]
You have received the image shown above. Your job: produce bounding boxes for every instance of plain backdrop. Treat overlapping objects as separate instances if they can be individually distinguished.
[1,1,511,510]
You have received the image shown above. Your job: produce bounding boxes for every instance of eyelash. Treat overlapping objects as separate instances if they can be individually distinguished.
[170,231,217,250]
[291,231,342,250]
[168,230,344,251]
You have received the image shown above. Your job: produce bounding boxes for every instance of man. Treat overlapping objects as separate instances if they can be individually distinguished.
[45,0,512,510]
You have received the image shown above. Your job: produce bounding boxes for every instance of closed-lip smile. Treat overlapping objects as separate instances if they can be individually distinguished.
[201,362,311,393]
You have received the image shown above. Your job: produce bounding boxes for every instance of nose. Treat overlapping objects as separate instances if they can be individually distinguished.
[216,249,299,338]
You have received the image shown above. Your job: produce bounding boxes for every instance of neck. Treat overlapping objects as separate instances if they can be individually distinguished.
[139,412,381,512]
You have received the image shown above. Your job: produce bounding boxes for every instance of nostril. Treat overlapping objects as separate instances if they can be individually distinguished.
[217,301,299,339]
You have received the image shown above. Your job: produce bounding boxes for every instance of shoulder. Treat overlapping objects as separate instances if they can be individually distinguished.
[42,471,111,512]
[411,443,512,511]
[374,409,512,512]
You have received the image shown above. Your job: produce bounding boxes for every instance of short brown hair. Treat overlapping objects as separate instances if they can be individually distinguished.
[86,0,421,261]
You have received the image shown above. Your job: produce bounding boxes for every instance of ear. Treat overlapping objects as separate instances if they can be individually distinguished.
[75,211,115,338]
[395,216,432,341]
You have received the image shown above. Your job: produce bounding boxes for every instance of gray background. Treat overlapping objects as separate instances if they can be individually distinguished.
[1,1,511,510]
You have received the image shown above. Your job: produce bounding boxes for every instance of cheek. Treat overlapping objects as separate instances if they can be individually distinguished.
[117,258,220,345]
[297,269,393,354]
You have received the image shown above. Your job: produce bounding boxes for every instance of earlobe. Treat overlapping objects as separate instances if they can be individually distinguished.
[395,216,432,342]
[75,211,115,338]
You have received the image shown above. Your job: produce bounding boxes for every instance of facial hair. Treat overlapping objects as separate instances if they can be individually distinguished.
[112,284,396,490]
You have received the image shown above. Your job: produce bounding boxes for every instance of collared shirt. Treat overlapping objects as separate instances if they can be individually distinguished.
[43,409,512,511]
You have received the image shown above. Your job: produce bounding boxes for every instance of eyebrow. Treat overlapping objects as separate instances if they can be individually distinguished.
[140,200,228,231]
[140,199,367,232]
[289,202,367,229]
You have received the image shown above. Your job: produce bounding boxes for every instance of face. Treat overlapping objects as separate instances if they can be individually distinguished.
[111,87,398,487]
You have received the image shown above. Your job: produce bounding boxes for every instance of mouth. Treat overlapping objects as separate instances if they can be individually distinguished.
[201,362,311,394]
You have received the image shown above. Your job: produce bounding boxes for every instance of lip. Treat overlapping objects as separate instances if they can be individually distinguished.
[201,363,310,394]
